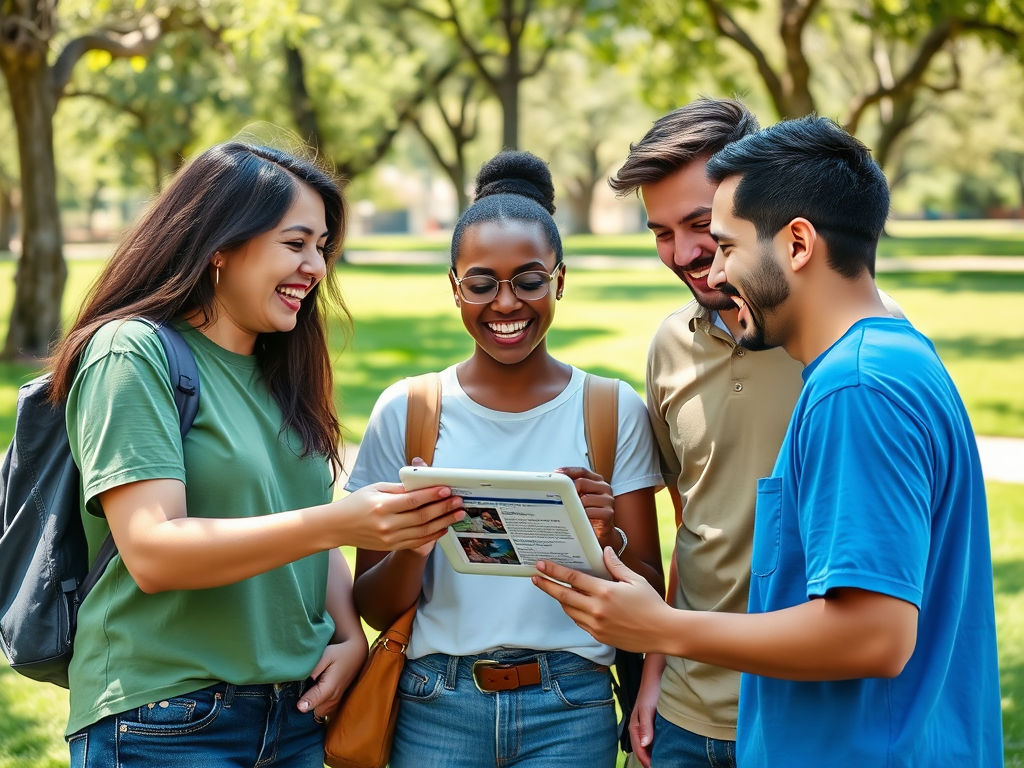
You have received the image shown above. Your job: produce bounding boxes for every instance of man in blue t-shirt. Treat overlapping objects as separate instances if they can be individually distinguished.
[534,117,1002,767]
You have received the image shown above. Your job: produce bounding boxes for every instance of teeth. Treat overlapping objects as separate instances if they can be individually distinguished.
[687,268,711,279]
[277,286,307,300]
[486,320,529,337]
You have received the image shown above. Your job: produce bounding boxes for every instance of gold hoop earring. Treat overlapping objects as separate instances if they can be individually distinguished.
[215,265,220,286]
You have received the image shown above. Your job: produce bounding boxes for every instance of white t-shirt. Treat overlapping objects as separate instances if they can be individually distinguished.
[346,364,662,664]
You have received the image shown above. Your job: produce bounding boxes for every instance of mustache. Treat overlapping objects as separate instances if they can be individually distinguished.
[718,282,741,297]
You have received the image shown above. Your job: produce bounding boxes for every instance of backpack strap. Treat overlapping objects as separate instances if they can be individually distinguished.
[152,322,201,438]
[583,374,619,483]
[80,320,201,595]
[404,373,442,466]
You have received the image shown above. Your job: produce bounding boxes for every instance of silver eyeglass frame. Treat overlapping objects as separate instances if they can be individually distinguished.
[450,264,563,304]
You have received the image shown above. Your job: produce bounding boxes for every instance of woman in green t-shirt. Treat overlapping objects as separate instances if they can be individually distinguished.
[48,142,466,767]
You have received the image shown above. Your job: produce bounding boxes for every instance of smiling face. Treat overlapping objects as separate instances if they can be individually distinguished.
[641,159,735,311]
[708,176,793,351]
[211,181,328,353]
[450,219,563,367]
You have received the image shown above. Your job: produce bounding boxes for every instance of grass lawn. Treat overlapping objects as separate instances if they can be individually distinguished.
[0,263,1020,440]
[0,256,1022,765]
[346,219,1024,258]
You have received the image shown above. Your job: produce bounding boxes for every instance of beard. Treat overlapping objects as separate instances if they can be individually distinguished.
[720,243,791,351]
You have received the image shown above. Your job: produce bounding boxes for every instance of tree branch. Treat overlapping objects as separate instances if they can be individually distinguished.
[445,0,498,90]
[522,0,585,79]
[700,0,786,115]
[63,87,146,124]
[51,8,224,99]
[843,18,954,134]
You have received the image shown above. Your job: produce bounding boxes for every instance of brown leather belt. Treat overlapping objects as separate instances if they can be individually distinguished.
[472,659,542,693]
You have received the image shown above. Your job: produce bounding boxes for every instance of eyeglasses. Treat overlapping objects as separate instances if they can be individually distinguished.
[451,265,563,304]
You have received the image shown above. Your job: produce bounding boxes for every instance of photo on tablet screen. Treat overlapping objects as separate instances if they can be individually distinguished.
[450,506,507,534]
[456,535,521,565]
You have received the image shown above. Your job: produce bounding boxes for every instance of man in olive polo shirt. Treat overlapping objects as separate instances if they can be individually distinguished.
[607,99,901,768]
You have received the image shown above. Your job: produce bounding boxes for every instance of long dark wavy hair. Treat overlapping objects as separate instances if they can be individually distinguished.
[48,141,348,471]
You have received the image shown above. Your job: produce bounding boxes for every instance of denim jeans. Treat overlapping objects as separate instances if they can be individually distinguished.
[650,711,736,768]
[67,680,325,768]
[390,649,618,768]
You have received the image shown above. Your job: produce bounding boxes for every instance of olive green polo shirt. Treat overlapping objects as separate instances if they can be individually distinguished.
[646,301,801,741]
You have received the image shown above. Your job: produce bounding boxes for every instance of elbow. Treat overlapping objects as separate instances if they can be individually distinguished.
[131,569,174,595]
[861,631,916,679]
[121,553,177,595]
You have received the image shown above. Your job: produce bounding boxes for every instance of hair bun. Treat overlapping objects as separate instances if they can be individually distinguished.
[474,151,555,215]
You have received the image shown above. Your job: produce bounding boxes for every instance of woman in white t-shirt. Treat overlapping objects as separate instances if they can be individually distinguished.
[347,151,665,768]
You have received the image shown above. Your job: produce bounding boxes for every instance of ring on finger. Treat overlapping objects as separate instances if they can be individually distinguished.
[312,711,327,724]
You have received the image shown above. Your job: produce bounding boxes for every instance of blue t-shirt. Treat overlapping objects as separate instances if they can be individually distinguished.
[738,318,1002,768]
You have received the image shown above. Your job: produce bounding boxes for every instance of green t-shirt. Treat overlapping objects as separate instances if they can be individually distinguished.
[64,320,334,735]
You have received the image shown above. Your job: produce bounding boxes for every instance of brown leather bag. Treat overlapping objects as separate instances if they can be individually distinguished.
[323,373,441,768]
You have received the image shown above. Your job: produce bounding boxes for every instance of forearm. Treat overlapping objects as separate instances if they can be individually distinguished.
[104,478,462,594]
[325,549,367,649]
[609,486,665,596]
[616,545,664,597]
[353,550,428,630]
[652,590,918,681]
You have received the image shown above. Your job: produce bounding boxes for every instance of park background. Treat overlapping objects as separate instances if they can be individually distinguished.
[1,1,1023,766]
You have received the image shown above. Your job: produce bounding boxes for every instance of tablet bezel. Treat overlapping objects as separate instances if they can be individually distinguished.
[398,466,610,579]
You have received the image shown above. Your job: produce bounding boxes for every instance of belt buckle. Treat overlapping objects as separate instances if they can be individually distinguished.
[471,659,504,693]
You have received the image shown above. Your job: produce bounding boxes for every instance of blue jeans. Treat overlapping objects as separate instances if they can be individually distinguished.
[67,680,325,768]
[650,712,736,768]
[390,650,618,768]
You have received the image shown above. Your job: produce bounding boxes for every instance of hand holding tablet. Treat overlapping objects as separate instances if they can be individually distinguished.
[399,466,612,579]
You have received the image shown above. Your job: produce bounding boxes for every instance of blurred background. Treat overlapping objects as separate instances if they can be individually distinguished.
[1,1,1023,766]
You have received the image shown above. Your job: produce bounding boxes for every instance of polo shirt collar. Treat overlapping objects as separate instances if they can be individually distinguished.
[688,303,736,345]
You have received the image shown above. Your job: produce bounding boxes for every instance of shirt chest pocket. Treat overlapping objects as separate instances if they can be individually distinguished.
[751,476,783,577]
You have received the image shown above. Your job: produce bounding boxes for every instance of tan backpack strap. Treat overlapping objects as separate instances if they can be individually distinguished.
[583,374,619,483]
[405,373,442,466]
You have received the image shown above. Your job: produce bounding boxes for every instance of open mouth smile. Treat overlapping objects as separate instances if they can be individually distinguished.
[485,319,532,342]
[275,284,308,311]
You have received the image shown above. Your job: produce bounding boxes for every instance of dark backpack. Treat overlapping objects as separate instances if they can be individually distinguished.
[0,320,200,688]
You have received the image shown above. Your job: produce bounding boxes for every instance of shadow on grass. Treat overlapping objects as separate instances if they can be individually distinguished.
[1003,654,1024,760]
[877,272,1024,293]
[570,281,686,304]
[0,665,67,768]
[995,560,1024,597]
[878,235,1024,258]
[929,336,1024,362]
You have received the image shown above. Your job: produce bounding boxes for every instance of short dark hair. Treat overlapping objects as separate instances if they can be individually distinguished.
[609,97,759,197]
[705,116,890,279]
[451,150,562,268]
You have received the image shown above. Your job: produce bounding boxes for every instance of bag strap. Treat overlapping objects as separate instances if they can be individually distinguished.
[79,320,201,598]
[583,374,619,483]
[404,373,442,466]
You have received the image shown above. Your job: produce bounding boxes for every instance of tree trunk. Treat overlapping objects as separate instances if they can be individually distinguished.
[564,180,594,235]
[498,73,519,150]
[285,45,324,154]
[0,55,67,359]
[0,187,12,252]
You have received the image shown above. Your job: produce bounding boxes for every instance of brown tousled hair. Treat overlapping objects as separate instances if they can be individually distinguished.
[609,97,760,197]
[48,141,348,472]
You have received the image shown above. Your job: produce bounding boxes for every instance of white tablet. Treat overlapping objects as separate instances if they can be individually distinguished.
[399,466,611,579]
